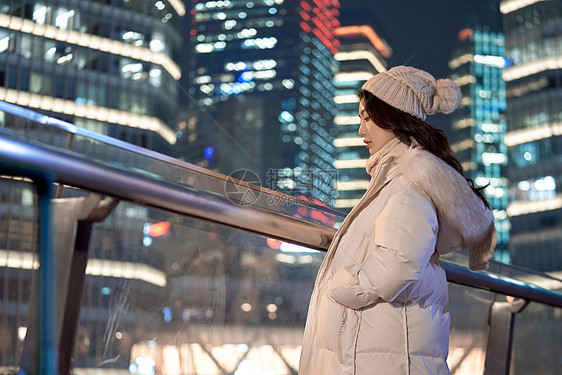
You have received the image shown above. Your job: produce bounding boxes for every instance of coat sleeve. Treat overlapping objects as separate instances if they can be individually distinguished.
[357,182,438,303]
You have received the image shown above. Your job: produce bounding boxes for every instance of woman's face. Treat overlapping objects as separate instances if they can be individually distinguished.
[358,101,396,155]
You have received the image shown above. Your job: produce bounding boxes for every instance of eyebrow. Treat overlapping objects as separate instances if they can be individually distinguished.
[360,109,367,117]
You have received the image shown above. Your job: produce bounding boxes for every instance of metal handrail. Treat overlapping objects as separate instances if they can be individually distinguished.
[0,100,345,217]
[0,133,334,251]
[1,132,562,308]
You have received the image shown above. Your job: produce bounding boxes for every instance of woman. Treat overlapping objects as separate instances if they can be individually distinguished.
[299,66,497,375]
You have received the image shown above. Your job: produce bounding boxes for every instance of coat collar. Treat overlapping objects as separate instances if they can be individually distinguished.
[365,137,406,177]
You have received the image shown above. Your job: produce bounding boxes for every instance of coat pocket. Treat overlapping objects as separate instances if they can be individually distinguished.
[336,305,347,364]
[327,266,379,310]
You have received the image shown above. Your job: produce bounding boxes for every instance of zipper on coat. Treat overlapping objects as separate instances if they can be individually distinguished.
[337,306,347,364]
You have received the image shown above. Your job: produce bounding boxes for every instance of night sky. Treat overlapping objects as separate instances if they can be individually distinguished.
[340,0,502,130]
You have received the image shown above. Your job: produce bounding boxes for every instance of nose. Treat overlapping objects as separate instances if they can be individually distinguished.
[358,120,366,137]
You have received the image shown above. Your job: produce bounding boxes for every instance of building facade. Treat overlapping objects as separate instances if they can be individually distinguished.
[332,25,391,210]
[0,0,184,153]
[448,27,510,263]
[501,0,562,272]
[182,0,341,205]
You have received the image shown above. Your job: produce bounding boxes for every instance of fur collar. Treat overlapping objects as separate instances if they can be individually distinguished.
[390,145,497,271]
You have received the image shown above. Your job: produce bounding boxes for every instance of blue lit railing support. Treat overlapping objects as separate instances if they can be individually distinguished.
[36,175,57,375]
[0,139,58,375]
[4,175,58,375]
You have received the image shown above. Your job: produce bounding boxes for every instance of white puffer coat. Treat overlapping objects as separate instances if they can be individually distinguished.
[299,139,496,375]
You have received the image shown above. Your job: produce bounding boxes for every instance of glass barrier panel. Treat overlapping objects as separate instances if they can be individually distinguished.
[448,284,494,375]
[71,198,325,373]
[511,301,562,375]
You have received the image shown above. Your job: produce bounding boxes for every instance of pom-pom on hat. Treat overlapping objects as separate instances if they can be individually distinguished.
[362,66,461,121]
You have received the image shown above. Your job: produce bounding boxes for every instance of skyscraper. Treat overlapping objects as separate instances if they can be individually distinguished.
[184,0,341,205]
[501,0,562,272]
[0,0,184,153]
[448,27,510,262]
[332,25,391,210]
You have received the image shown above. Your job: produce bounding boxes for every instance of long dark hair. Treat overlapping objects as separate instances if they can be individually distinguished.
[359,90,490,208]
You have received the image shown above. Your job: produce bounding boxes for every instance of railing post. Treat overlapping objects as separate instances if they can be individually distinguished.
[483,297,528,375]
[19,193,117,375]
[56,194,117,375]
[35,175,57,375]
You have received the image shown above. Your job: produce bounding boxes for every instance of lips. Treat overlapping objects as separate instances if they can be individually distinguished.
[364,140,371,148]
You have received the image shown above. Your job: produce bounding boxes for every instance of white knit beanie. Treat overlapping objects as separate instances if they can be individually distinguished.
[361,66,461,121]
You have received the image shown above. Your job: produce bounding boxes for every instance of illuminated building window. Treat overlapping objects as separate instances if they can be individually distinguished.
[511,176,556,202]
[500,0,549,14]
[507,194,562,216]
[122,31,146,47]
[451,139,476,153]
[149,33,167,53]
[241,37,278,49]
[195,43,215,53]
[0,14,181,79]
[120,60,144,80]
[53,8,76,30]
[33,4,49,25]
[282,79,294,89]
[1,84,175,143]
[334,94,359,104]
[0,31,11,54]
[334,159,368,169]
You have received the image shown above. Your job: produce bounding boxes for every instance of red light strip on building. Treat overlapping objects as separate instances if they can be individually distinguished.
[300,22,312,33]
[312,7,324,19]
[312,7,336,29]
[334,25,392,58]
[313,28,338,54]
[300,1,312,11]
[311,16,334,40]
[299,10,311,21]
[299,0,340,54]
[312,0,327,11]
